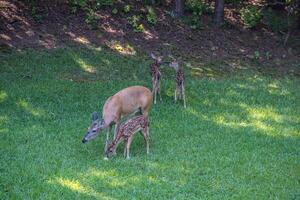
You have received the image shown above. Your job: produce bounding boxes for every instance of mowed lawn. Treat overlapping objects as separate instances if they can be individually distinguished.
[1,47,299,199]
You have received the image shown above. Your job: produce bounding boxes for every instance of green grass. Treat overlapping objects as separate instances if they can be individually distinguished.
[1,47,299,199]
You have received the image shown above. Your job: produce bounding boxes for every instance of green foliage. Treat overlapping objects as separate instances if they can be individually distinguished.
[240,5,262,28]
[85,10,98,29]
[1,48,299,199]
[225,0,241,5]
[186,0,207,17]
[185,0,208,29]
[127,15,145,32]
[30,5,42,22]
[70,0,88,11]
[112,8,118,14]
[124,5,131,13]
[96,0,114,7]
[254,50,260,59]
[146,6,157,25]
[263,8,289,32]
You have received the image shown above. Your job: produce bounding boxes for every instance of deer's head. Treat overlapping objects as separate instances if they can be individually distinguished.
[169,59,180,71]
[82,112,105,143]
[150,53,162,64]
[105,141,116,158]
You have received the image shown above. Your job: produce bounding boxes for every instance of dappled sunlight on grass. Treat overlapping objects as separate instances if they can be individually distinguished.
[0,116,8,125]
[213,103,299,137]
[247,106,283,123]
[88,168,126,188]
[106,40,136,55]
[50,177,115,200]
[185,107,209,121]
[0,91,8,103]
[0,116,8,133]
[74,57,97,74]
[16,99,45,117]
[74,36,91,45]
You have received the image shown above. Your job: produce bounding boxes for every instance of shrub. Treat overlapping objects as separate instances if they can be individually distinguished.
[186,0,208,17]
[225,0,241,5]
[124,5,131,13]
[127,15,145,32]
[146,6,157,25]
[185,0,208,29]
[263,8,289,32]
[96,0,114,7]
[85,9,98,29]
[240,5,262,28]
[31,5,42,22]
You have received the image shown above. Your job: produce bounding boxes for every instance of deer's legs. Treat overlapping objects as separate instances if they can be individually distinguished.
[174,88,177,103]
[143,127,150,154]
[104,125,112,153]
[124,137,133,159]
[158,81,162,101]
[182,84,186,108]
[114,123,119,140]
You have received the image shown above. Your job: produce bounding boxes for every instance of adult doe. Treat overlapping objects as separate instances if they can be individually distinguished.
[105,115,149,159]
[150,53,163,104]
[82,86,152,155]
[169,59,186,108]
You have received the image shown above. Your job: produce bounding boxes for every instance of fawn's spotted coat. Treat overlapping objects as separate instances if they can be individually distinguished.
[106,115,149,159]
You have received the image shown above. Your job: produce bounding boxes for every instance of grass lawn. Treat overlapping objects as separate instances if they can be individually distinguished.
[1,47,299,199]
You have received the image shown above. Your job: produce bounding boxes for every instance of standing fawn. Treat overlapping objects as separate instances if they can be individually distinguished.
[82,86,152,158]
[169,59,186,108]
[105,115,150,159]
[150,53,163,104]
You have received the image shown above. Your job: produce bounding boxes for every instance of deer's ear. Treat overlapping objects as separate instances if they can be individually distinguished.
[92,112,98,121]
[150,53,156,60]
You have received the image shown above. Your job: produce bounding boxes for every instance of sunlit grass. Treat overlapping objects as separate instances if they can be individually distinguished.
[0,47,299,199]
[16,99,45,117]
[0,90,8,103]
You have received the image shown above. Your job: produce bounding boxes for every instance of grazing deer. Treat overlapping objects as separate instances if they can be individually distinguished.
[169,59,186,108]
[82,86,152,156]
[150,53,163,104]
[105,115,149,159]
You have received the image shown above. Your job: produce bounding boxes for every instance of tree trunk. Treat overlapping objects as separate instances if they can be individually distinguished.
[175,0,184,17]
[214,0,224,26]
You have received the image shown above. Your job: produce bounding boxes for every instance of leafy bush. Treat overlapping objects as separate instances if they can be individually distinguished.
[96,0,114,7]
[225,0,241,5]
[263,8,289,32]
[124,5,131,13]
[85,10,98,29]
[240,5,262,28]
[185,0,208,29]
[72,0,88,8]
[186,0,207,17]
[146,6,157,25]
[127,15,145,32]
[31,5,42,22]
[112,8,118,14]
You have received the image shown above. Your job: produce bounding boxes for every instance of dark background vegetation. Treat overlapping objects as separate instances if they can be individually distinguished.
[0,0,299,77]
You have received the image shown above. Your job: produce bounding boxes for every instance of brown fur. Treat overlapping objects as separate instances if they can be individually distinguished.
[106,115,149,159]
[102,86,152,152]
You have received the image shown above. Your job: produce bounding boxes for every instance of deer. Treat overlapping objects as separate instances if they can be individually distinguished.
[150,53,163,104]
[169,58,186,108]
[82,86,152,157]
[105,115,149,159]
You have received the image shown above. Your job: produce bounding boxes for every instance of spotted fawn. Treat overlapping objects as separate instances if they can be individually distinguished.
[105,115,150,159]
[150,53,163,104]
[169,59,186,108]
